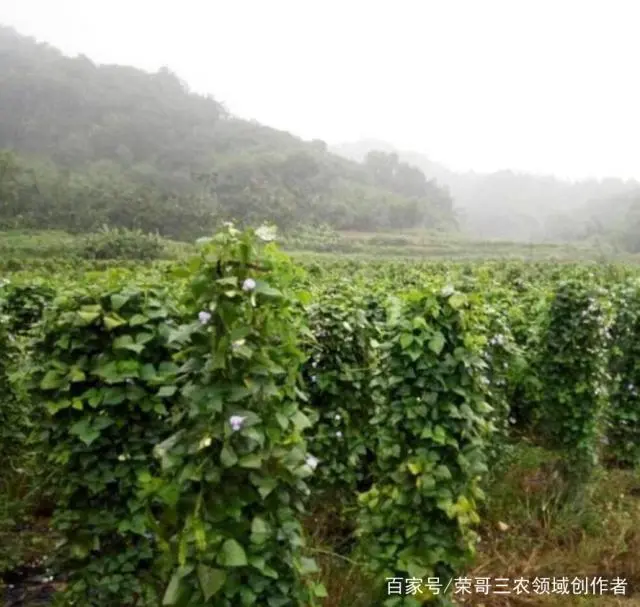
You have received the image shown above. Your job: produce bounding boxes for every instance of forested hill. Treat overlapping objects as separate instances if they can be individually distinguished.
[0,26,456,240]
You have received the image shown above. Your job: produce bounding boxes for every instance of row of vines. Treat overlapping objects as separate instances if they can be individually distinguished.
[1,227,640,606]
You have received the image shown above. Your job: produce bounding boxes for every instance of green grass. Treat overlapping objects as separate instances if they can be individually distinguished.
[304,443,640,606]
[1,228,635,264]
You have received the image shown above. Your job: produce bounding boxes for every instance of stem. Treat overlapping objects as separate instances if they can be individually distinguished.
[307,547,365,567]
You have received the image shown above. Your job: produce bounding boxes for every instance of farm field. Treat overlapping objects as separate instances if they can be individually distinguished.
[2,225,640,606]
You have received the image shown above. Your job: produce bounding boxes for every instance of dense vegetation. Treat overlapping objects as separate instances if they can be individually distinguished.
[0,26,456,239]
[1,19,640,607]
[2,225,640,606]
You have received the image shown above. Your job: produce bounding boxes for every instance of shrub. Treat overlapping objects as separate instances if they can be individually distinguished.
[1,280,56,334]
[537,278,614,486]
[302,284,384,498]
[31,284,182,605]
[607,278,640,466]
[356,286,494,606]
[80,226,166,260]
[144,225,325,606]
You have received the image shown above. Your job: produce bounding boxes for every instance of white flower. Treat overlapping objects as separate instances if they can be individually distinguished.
[336,431,343,438]
[117,453,130,461]
[199,436,212,449]
[509,417,516,424]
[223,221,234,228]
[242,278,256,292]
[255,225,277,242]
[305,455,319,470]
[334,413,341,420]
[232,339,246,349]
[229,415,247,431]
[199,311,212,325]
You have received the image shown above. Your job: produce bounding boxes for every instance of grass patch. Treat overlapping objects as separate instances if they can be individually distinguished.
[303,443,640,606]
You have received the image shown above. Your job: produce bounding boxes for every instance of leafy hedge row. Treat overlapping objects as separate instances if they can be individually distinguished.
[302,284,383,497]
[356,287,494,605]
[31,284,182,605]
[537,279,614,484]
[608,278,640,466]
[24,226,328,606]
[146,227,324,606]
[5,233,640,606]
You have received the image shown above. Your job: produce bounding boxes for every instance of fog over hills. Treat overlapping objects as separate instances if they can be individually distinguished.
[3,20,640,249]
[333,140,640,242]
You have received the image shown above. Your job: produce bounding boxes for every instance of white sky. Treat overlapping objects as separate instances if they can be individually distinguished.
[1,0,640,180]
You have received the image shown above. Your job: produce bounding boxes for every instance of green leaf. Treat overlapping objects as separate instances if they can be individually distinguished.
[448,293,466,309]
[400,333,413,350]
[255,283,282,298]
[162,569,183,605]
[104,314,125,330]
[216,276,238,286]
[140,364,157,381]
[168,324,197,345]
[249,556,279,577]
[110,294,129,311]
[76,306,101,325]
[69,419,100,446]
[136,332,154,345]
[40,370,63,390]
[197,565,226,601]
[298,556,320,574]
[291,410,312,431]
[313,583,328,598]
[238,454,263,469]
[113,335,144,353]
[428,331,446,355]
[253,476,277,499]
[46,400,70,415]
[220,445,238,467]
[407,462,421,475]
[221,539,247,567]
[251,516,270,535]
[158,385,177,398]
[129,314,149,326]
[68,367,86,383]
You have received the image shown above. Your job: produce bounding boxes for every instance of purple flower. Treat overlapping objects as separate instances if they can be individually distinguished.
[242,278,256,292]
[229,415,247,432]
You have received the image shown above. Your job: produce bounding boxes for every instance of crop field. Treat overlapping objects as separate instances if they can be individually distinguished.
[2,225,640,606]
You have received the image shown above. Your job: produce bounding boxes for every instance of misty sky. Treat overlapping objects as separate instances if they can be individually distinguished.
[2,0,639,180]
